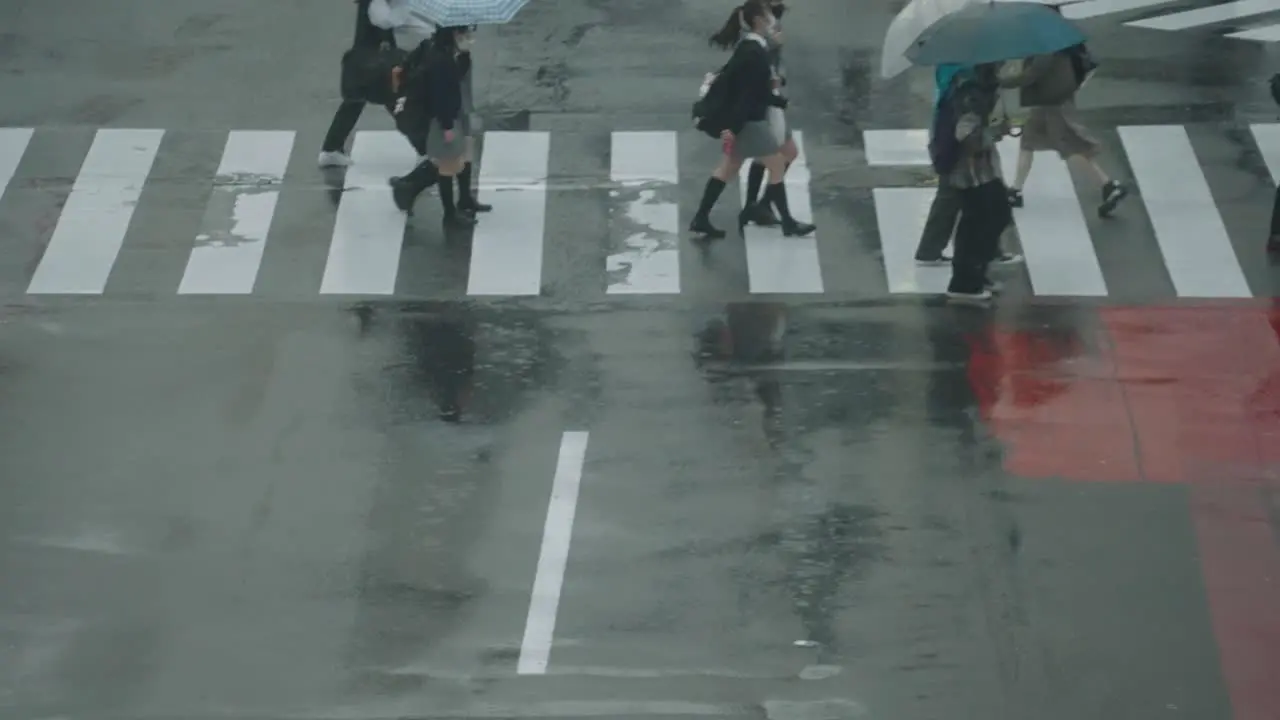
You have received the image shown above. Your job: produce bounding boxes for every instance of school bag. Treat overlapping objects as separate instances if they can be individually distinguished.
[692,66,735,138]
[1065,43,1098,89]
[340,42,409,106]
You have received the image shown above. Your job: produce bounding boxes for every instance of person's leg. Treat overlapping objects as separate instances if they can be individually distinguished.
[946,186,989,300]
[915,179,961,262]
[757,151,814,236]
[319,101,365,166]
[691,153,742,239]
[456,136,492,214]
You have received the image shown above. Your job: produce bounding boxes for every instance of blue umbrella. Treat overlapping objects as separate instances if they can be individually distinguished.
[905,0,1086,67]
[405,0,531,26]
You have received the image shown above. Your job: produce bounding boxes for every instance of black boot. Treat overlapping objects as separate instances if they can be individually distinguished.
[745,162,778,226]
[690,177,727,238]
[439,175,476,227]
[389,159,440,214]
[456,162,492,214]
[765,183,815,237]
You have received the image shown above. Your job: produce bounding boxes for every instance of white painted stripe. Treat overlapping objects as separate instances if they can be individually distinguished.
[467,131,549,296]
[864,129,930,166]
[740,131,824,294]
[1229,21,1280,41]
[997,138,1108,296]
[178,131,294,294]
[518,431,589,676]
[1061,0,1175,19]
[874,188,951,294]
[0,129,33,200]
[27,129,163,295]
[1127,0,1279,30]
[607,131,680,294]
[1250,123,1280,182]
[1118,125,1250,298]
[320,132,414,295]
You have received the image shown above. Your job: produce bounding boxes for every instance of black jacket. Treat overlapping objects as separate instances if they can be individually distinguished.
[725,37,786,134]
[353,0,396,49]
[427,50,464,131]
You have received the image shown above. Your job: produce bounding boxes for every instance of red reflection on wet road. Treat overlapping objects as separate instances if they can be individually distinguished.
[968,304,1280,720]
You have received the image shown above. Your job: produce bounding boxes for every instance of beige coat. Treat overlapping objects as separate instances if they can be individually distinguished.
[999,52,1077,108]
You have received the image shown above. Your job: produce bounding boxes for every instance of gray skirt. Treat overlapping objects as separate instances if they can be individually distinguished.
[731,120,782,160]
[426,116,470,161]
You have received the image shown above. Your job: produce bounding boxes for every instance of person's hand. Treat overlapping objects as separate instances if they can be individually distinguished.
[720,129,734,141]
[771,29,783,44]
[444,129,455,142]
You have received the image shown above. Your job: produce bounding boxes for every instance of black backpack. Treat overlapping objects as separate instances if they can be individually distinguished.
[1066,43,1098,88]
[340,42,408,106]
[692,66,735,138]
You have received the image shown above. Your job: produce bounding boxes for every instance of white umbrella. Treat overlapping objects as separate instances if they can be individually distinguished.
[881,0,978,79]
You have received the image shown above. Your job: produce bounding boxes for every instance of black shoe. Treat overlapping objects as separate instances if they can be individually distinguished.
[690,215,725,239]
[1099,180,1128,217]
[781,219,816,237]
[458,199,492,214]
[390,177,418,213]
[749,202,779,226]
[445,211,477,228]
[1007,188,1024,207]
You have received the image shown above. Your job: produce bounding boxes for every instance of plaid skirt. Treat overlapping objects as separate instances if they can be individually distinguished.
[731,107,787,160]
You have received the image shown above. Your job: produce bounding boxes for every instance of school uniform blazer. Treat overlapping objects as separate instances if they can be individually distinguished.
[724,36,787,134]
[428,51,464,131]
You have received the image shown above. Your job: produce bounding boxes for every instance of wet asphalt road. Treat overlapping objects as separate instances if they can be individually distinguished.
[2,0,1280,718]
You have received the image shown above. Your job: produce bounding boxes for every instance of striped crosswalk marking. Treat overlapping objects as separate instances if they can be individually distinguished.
[27,129,163,295]
[998,139,1108,296]
[1227,22,1280,41]
[467,131,549,296]
[0,128,32,203]
[321,131,415,295]
[864,130,950,294]
[1119,125,1251,298]
[1251,123,1280,183]
[739,130,824,294]
[1061,0,1176,19]
[608,131,680,294]
[179,131,294,295]
[1128,0,1280,30]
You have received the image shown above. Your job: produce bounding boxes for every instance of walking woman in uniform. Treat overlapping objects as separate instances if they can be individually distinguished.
[740,0,797,228]
[389,25,478,226]
[319,0,399,168]
[690,1,815,239]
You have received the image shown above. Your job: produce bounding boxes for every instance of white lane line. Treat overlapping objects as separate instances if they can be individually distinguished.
[1061,0,1176,19]
[1227,22,1280,41]
[997,138,1108,296]
[27,129,164,294]
[608,131,680,294]
[863,129,930,167]
[874,188,951,294]
[179,131,294,294]
[1118,125,1251,298]
[1251,123,1280,183]
[1127,0,1280,30]
[518,430,590,675]
[467,131,550,296]
[320,131,415,295]
[740,130,824,294]
[0,128,33,201]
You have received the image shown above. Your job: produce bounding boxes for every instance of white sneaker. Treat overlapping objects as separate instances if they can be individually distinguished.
[946,289,993,304]
[318,151,352,168]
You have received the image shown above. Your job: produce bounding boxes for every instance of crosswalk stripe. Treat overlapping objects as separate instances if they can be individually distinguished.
[740,130,824,294]
[998,139,1109,296]
[467,131,549,296]
[0,128,32,202]
[1061,0,1176,19]
[1226,22,1280,41]
[1119,125,1251,298]
[1250,123,1280,183]
[863,130,950,294]
[27,129,164,295]
[608,131,680,295]
[320,131,414,295]
[1127,0,1280,30]
[178,131,294,295]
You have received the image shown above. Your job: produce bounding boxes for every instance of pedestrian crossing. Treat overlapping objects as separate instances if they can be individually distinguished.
[0,123,1277,302]
[1060,0,1280,43]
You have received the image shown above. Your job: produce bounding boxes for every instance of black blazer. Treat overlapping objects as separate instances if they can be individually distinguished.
[724,37,786,134]
[428,50,464,130]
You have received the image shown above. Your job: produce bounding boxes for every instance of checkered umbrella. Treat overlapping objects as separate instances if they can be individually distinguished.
[405,0,531,26]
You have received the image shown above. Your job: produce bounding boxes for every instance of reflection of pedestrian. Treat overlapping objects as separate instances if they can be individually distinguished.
[999,43,1129,217]
[404,316,476,422]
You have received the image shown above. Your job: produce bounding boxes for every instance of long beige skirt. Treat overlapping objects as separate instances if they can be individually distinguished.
[1020,102,1100,158]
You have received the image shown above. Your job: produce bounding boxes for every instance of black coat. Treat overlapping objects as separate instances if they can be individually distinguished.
[724,37,786,134]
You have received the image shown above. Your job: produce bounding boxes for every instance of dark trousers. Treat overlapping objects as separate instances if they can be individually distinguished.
[916,180,961,260]
[948,180,1007,294]
[321,100,366,153]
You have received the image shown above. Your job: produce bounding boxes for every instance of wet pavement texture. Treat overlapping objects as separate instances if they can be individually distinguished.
[1,299,1277,719]
[2,0,1280,718]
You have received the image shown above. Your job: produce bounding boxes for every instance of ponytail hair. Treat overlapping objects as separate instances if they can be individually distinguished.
[709,0,768,50]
